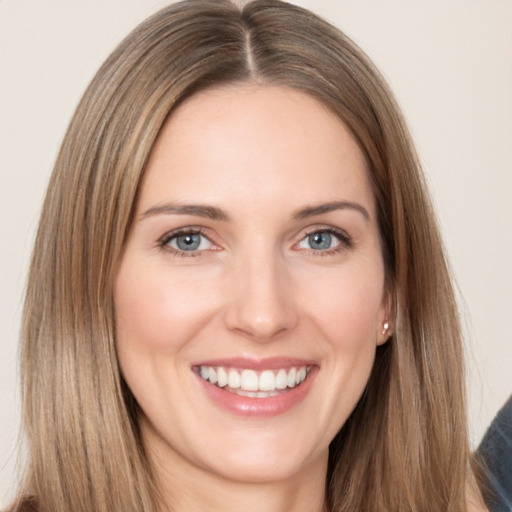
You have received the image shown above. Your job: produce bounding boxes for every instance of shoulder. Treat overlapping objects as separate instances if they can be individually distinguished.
[475,395,512,512]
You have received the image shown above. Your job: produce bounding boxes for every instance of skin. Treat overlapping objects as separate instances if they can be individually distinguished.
[114,85,391,512]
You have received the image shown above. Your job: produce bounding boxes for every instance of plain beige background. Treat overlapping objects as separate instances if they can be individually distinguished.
[1,0,511,506]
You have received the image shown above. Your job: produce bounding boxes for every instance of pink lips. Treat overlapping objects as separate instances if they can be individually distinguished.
[193,357,318,417]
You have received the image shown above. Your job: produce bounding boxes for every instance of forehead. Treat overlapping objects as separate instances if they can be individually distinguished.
[138,85,375,218]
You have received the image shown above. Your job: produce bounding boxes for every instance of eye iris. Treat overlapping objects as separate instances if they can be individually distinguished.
[308,231,331,250]
[176,233,201,251]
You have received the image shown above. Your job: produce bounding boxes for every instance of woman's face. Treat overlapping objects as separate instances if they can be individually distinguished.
[114,85,390,484]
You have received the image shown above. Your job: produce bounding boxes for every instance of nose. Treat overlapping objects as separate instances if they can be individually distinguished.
[223,247,299,342]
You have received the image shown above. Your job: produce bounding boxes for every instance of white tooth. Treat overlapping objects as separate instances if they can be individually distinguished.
[259,370,276,391]
[297,367,307,383]
[208,367,218,384]
[233,389,281,398]
[217,367,228,387]
[235,389,258,397]
[287,367,297,388]
[227,369,241,388]
[241,369,259,391]
[257,391,276,398]
[275,369,288,390]
[200,366,209,380]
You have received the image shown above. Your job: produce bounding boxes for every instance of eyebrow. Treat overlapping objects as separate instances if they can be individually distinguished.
[292,201,370,221]
[140,200,370,222]
[141,202,229,221]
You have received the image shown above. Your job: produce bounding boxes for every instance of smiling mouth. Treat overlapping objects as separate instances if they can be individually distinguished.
[196,365,312,398]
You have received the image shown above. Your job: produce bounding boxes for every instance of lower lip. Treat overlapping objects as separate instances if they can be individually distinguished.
[195,367,318,418]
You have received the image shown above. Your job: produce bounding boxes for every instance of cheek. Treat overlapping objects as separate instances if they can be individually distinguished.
[114,260,218,354]
[113,259,221,422]
[286,264,385,443]
[298,263,385,347]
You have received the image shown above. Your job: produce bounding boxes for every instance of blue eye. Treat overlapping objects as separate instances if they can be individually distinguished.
[297,229,346,251]
[162,230,212,253]
[308,232,334,250]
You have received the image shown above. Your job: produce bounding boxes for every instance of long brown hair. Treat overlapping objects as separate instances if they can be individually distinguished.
[12,1,470,510]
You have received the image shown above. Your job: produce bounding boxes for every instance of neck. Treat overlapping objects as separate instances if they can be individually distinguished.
[146,429,328,512]
[158,470,327,512]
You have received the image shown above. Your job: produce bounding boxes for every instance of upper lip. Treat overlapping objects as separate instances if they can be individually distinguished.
[192,356,317,371]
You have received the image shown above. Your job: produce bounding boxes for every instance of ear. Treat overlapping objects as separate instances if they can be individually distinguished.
[376,286,394,346]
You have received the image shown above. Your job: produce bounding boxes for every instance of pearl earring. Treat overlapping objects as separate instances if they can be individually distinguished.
[382,322,389,335]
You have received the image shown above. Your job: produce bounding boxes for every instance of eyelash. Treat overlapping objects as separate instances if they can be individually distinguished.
[158,228,212,258]
[299,226,352,256]
[157,226,352,258]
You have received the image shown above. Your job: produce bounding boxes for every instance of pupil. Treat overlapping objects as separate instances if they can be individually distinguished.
[177,233,200,250]
[309,232,331,250]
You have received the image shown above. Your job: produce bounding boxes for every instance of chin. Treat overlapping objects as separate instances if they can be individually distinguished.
[202,445,327,484]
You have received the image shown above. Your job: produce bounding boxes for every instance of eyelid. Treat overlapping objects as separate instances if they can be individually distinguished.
[304,224,351,240]
[294,225,352,252]
[158,227,219,257]
[157,224,352,257]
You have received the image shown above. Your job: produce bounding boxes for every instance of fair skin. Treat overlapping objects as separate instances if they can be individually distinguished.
[114,85,391,512]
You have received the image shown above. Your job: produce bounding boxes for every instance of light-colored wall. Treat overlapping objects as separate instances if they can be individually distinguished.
[1,0,511,506]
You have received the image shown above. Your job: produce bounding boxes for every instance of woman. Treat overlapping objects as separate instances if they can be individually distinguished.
[8,1,488,511]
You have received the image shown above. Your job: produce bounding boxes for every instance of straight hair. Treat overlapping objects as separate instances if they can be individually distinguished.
[12,1,470,510]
